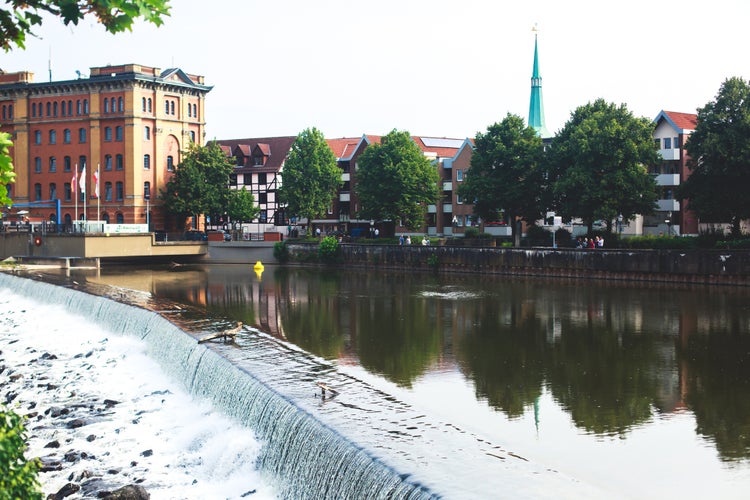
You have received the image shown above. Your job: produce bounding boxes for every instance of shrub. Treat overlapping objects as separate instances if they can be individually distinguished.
[463,227,480,239]
[273,240,289,263]
[525,225,551,246]
[427,253,439,270]
[318,236,340,264]
[0,406,42,500]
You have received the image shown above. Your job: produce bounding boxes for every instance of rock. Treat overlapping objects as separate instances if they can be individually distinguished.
[103,399,120,407]
[44,440,61,448]
[86,434,97,442]
[97,484,150,499]
[50,482,80,499]
[140,449,153,457]
[66,418,86,428]
[39,457,63,472]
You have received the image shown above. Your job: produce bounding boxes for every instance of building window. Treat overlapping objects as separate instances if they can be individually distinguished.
[170,101,175,115]
[663,137,671,149]
[259,210,267,223]
[673,137,679,149]
[104,99,109,113]
[34,183,42,201]
[188,104,192,118]
[49,130,56,144]
[68,100,72,114]
[118,97,123,112]
[167,155,174,171]
[83,99,89,114]
[46,102,51,116]
[456,194,464,205]
[104,126,112,141]
[190,131,195,142]
[79,127,86,143]
[142,97,146,112]
[144,181,151,200]
[64,156,71,172]
[104,154,112,171]
[34,130,42,145]
[64,183,72,202]
[31,103,36,117]
[53,102,58,117]
[165,100,169,114]
[34,157,42,173]
[116,154,123,170]
[456,169,463,182]
[61,100,66,116]
[49,157,56,172]
[76,99,81,115]
[143,154,150,169]
[105,182,113,201]
[79,156,87,170]
[116,182,124,201]
[49,183,57,200]
[63,128,71,143]
[115,126,123,141]
[193,104,197,119]
[258,172,267,184]
[144,126,150,140]
[116,212,124,224]
[147,98,152,113]
[259,192,268,204]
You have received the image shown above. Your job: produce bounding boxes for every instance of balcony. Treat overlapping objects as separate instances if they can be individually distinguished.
[659,148,680,161]
[442,203,452,213]
[339,192,350,202]
[442,181,453,191]
[657,199,680,212]
[655,174,680,186]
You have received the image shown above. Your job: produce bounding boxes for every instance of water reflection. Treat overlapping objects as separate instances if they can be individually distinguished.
[91,264,750,462]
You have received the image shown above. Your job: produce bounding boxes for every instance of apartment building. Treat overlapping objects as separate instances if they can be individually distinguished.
[651,110,698,236]
[0,64,211,231]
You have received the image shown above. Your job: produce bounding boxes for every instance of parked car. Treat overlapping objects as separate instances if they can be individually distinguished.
[182,230,207,241]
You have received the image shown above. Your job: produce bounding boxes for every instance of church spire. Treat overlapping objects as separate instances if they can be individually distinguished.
[528,26,550,138]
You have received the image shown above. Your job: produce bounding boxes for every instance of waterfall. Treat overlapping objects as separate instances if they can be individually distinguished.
[0,273,436,500]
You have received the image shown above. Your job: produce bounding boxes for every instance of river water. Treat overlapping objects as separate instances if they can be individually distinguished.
[4,264,750,498]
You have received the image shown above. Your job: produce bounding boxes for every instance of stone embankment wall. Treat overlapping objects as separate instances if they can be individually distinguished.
[287,244,750,286]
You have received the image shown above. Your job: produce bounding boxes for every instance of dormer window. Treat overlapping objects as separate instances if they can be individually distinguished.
[253,154,264,166]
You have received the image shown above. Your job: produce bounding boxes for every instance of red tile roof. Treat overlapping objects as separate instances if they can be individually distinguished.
[212,136,297,173]
[663,111,697,131]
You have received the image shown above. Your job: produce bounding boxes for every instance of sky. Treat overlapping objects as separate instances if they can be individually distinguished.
[2,0,749,141]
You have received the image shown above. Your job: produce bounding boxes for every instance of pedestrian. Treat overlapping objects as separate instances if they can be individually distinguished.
[422,235,429,246]
[406,235,411,245]
[399,235,404,246]
[587,237,595,249]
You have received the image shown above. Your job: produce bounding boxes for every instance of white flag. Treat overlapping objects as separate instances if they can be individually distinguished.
[93,167,99,199]
[79,166,86,194]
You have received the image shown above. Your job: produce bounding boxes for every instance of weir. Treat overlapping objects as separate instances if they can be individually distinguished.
[0,273,435,499]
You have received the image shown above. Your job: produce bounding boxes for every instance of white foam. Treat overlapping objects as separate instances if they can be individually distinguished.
[0,289,277,500]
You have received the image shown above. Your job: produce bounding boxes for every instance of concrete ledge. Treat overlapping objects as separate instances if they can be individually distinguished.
[13,256,101,269]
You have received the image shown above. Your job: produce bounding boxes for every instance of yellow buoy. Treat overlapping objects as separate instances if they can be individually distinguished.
[253,260,264,272]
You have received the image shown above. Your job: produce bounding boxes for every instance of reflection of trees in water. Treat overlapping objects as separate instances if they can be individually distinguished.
[680,327,750,462]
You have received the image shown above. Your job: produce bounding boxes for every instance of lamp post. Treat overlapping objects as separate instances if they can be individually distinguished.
[665,211,672,236]
[617,214,623,235]
[144,194,150,231]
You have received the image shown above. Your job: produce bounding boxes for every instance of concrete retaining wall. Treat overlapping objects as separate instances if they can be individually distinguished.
[287,243,750,286]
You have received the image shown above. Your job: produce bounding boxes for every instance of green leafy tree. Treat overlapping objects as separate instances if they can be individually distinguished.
[548,99,660,233]
[160,142,233,230]
[678,77,750,237]
[0,0,170,51]
[356,129,439,230]
[277,127,341,231]
[458,114,546,247]
[227,186,260,223]
[0,132,16,206]
[0,406,42,500]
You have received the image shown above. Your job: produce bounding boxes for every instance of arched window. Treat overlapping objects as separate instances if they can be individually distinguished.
[34,157,42,173]
[53,102,58,116]
[104,126,112,141]
[144,126,150,140]
[104,154,112,171]
[118,97,123,112]
[64,128,71,143]
[46,102,51,116]
[165,100,169,114]
[61,100,66,116]
[167,155,174,171]
[76,99,81,115]
[102,212,110,223]
[34,130,41,145]
[110,97,116,113]
[79,127,86,143]
[142,97,146,111]
[83,99,89,114]
[188,104,192,118]
[144,181,151,199]
[116,154,123,170]
[34,183,42,201]
[49,157,56,172]
[103,99,109,113]
[147,98,152,112]
[49,183,57,200]
[64,156,71,172]
[104,182,113,201]
[193,104,197,119]
[64,183,71,201]
[170,101,175,115]
[116,182,123,201]
[143,154,150,169]
[115,126,123,141]
[31,103,37,117]
[64,213,72,225]
[49,130,56,144]
[116,212,124,224]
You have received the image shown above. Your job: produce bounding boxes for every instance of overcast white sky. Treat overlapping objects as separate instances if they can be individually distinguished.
[2,0,749,141]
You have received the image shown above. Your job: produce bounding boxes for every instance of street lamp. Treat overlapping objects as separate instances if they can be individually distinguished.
[664,211,672,236]
[144,193,150,230]
[617,214,623,235]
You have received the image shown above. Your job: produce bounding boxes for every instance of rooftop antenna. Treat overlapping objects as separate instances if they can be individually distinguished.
[48,46,52,82]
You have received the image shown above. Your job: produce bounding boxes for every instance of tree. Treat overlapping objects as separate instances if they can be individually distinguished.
[227,186,260,223]
[458,114,546,247]
[0,132,16,206]
[548,99,660,233]
[160,142,233,230]
[1,406,42,500]
[0,0,170,51]
[277,127,340,231]
[678,77,750,237]
[355,129,439,230]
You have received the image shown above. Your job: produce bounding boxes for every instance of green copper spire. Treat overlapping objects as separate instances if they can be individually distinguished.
[528,30,551,138]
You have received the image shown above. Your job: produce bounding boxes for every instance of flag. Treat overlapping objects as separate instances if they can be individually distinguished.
[79,166,86,194]
[71,168,77,195]
[93,167,99,199]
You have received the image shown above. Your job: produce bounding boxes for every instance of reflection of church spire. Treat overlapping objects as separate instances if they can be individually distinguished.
[528,26,551,138]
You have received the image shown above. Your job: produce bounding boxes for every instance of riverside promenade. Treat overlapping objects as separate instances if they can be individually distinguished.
[286,243,750,287]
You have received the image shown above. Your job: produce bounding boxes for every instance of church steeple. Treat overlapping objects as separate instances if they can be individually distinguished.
[528,27,551,138]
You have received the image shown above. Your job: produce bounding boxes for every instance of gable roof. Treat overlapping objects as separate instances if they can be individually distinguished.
[654,110,697,134]
[213,136,297,173]
[412,136,469,160]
